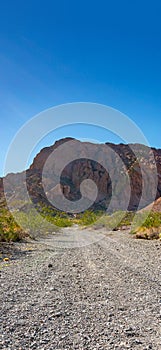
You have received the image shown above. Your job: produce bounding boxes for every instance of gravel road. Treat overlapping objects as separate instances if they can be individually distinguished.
[0,227,160,349]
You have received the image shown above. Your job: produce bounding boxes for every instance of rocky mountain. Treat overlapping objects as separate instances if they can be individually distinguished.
[139,197,161,213]
[1,138,161,213]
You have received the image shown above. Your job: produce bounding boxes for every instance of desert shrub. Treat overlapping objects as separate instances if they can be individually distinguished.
[131,212,161,239]
[41,206,103,227]
[14,209,59,238]
[0,204,69,242]
[134,227,160,240]
[131,212,161,230]
[50,215,73,227]
[142,212,161,228]
[119,211,135,226]
[93,211,131,230]
[94,211,161,235]
[76,210,103,226]
[0,208,25,242]
[40,207,73,227]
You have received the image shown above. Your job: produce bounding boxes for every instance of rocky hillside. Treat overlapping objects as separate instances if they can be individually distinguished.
[139,196,161,213]
[1,138,161,212]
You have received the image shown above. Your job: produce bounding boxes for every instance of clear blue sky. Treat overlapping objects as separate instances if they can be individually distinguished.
[0,0,161,176]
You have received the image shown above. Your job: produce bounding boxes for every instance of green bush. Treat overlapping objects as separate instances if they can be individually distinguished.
[50,216,73,227]
[40,207,73,227]
[0,208,25,242]
[93,211,130,230]
[131,211,161,234]
[94,211,161,233]
[14,209,59,238]
[76,210,103,226]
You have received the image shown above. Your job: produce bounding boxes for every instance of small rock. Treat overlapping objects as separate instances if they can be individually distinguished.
[48,263,53,268]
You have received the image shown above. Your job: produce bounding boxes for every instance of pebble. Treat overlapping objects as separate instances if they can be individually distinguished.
[0,230,160,349]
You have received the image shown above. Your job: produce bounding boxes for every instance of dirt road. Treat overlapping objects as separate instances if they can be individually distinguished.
[0,227,160,349]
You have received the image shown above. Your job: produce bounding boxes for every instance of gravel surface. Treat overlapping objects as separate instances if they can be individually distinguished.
[0,227,160,349]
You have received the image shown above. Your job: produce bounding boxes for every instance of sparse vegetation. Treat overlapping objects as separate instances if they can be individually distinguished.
[0,208,26,242]
[92,210,161,239]
[44,214,73,227]
[14,209,60,238]
[131,212,161,239]
[135,212,161,228]
[1,199,161,242]
[93,210,134,230]
[40,206,73,227]
[76,210,103,226]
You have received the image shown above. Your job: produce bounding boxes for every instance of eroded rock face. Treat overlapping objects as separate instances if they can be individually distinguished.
[2,138,161,212]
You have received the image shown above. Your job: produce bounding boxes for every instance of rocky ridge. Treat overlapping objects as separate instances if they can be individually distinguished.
[1,138,161,212]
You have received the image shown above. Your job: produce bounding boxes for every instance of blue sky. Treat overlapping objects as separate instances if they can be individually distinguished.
[0,0,161,176]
